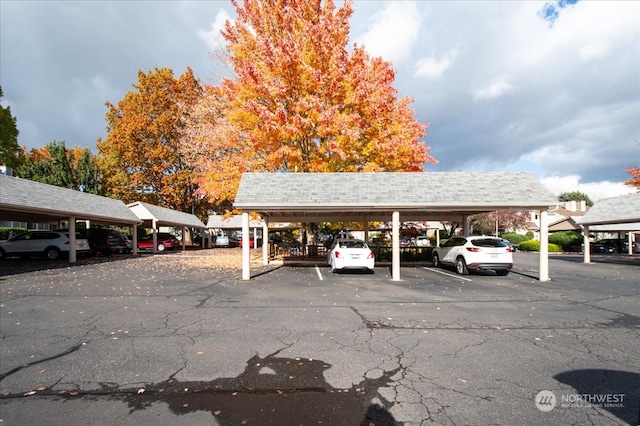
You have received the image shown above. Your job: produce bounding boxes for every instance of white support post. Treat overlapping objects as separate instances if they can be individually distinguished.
[392,211,400,281]
[182,226,187,250]
[463,215,470,236]
[627,232,633,256]
[242,212,251,280]
[69,217,77,263]
[539,210,550,281]
[263,220,269,266]
[252,227,256,249]
[583,225,591,263]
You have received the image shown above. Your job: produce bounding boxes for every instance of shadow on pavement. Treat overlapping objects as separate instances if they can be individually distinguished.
[122,352,401,425]
[554,369,640,425]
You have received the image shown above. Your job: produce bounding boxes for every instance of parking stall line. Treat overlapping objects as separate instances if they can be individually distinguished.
[315,265,324,281]
[423,266,473,281]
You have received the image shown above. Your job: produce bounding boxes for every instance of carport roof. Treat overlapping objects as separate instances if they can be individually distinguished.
[233,172,559,222]
[127,201,205,228]
[0,174,140,225]
[578,193,640,227]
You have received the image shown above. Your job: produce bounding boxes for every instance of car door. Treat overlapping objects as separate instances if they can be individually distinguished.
[441,237,466,264]
[4,232,38,255]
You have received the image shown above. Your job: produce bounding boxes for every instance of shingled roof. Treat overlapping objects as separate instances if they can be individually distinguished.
[0,174,140,225]
[234,172,559,222]
[127,201,205,228]
[578,193,640,226]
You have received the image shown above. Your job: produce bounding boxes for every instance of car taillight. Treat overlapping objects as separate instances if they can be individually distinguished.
[506,247,514,252]
[368,251,374,259]
[466,247,480,252]
[334,251,341,258]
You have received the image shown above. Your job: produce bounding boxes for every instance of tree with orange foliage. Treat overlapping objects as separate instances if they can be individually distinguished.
[97,67,203,212]
[625,167,640,191]
[221,0,435,173]
[183,0,436,206]
[180,85,251,209]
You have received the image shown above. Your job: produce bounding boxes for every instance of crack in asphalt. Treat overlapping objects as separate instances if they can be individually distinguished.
[0,342,85,382]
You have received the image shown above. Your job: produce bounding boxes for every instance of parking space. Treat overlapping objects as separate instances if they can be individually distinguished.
[1,251,639,425]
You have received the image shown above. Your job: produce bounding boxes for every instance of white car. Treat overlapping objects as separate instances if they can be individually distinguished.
[414,236,430,247]
[432,236,513,276]
[327,238,375,272]
[0,231,91,260]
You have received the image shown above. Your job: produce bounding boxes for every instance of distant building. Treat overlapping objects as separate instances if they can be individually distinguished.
[0,164,13,176]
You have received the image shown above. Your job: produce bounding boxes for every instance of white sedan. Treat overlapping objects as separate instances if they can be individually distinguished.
[432,236,513,275]
[327,238,375,272]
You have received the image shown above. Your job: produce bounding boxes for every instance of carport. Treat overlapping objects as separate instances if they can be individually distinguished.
[127,201,206,253]
[206,214,264,248]
[233,172,559,281]
[577,193,640,262]
[0,174,141,262]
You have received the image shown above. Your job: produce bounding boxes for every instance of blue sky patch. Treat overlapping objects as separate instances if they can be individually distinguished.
[539,0,580,26]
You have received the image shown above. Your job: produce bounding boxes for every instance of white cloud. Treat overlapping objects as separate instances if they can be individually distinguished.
[541,175,636,202]
[474,78,513,101]
[415,49,458,79]
[579,42,608,61]
[197,9,232,52]
[355,1,420,64]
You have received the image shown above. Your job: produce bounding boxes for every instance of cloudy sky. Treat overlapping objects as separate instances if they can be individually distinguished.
[1,0,638,201]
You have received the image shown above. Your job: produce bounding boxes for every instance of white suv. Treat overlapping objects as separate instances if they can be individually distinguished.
[0,231,90,260]
[432,236,513,276]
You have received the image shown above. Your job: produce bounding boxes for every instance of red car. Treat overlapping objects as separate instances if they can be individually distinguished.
[138,233,180,252]
[238,237,254,248]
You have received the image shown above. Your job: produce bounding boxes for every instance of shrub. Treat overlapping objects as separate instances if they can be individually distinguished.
[500,232,529,244]
[0,227,26,240]
[549,231,583,250]
[517,240,563,252]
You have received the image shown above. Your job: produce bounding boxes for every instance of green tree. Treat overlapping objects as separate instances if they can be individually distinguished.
[558,191,593,207]
[16,141,100,194]
[0,87,22,169]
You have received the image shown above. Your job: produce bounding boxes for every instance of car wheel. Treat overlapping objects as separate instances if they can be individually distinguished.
[496,270,509,276]
[432,253,440,268]
[45,247,61,260]
[0,248,6,260]
[157,243,166,252]
[455,256,468,275]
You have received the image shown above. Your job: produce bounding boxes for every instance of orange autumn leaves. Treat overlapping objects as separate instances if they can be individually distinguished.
[99,0,436,209]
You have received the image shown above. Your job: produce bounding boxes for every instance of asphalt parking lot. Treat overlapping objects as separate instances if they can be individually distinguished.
[1,251,639,425]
